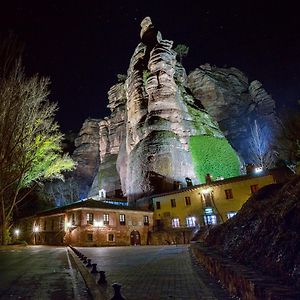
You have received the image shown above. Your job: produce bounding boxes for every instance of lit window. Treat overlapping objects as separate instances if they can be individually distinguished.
[186,216,196,227]
[227,212,237,219]
[204,215,217,225]
[103,213,109,225]
[185,196,191,206]
[250,184,259,194]
[71,213,75,225]
[87,213,94,225]
[170,199,176,207]
[108,233,114,242]
[144,215,149,225]
[87,233,93,242]
[225,189,233,199]
[156,201,161,209]
[119,214,125,225]
[172,218,180,228]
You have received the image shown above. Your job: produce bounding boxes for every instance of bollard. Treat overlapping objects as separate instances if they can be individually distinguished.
[80,255,86,261]
[83,257,88,264]
[86,259,92,268]
[91,263,98,274]
[111,283,125,300]
[97,271,107,285]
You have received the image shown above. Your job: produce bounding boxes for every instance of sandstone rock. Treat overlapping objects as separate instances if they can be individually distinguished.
[188,64,278,161]
[72,118,100,198]
[87,18,280,203]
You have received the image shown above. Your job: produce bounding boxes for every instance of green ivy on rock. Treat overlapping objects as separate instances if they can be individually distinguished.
[189,135,240,183]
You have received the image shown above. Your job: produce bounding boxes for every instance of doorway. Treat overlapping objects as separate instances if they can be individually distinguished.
[130,230,141,245]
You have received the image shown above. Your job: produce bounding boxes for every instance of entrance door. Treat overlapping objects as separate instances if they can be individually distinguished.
[130,230,141,245]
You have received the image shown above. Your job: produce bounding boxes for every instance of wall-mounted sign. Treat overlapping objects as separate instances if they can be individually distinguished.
[204,207,214,214]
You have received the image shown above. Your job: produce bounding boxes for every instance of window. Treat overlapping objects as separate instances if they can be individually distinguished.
[170,199,176,207]
[186,216,196,227]
[204,215,217,225]
[108,233,114,242]
[144,215,149,225]
[87,233,93,242]
[156,201,161,209]
[103,213,109,225]
[43,220,47,231]
[59,217,64,230]
[227,212,237,219]
[185,196,191,206]
[87,213,94,225]
[172,218,180,228]
[225,189,233,199]
[251,184,259,194]
[119,214,126,225]
[71,213,75,225]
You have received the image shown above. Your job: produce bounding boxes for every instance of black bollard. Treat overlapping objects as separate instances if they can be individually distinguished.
[86,259,92,268]
[97,271,107,285]
[111,283,125,300]
[91,263,98,274]
[80,255,86,261]
[83,257,88,264]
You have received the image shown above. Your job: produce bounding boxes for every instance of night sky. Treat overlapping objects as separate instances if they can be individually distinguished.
[1,1,299,133]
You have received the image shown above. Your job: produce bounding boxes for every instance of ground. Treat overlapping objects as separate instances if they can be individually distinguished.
[0,245,232,300]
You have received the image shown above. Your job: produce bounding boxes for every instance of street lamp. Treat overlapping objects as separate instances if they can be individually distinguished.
[14,229,20,240]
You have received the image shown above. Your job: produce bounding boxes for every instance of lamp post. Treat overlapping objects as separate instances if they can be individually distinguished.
[14,229,20,240]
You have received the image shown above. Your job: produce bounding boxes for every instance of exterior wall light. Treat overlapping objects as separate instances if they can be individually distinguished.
[94,221,102,227]
[202,188,212,194]
[66,222,72,231]
[255,167,263,173]
[33,226,39,233]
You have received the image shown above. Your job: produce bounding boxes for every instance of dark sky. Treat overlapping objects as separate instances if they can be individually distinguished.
[1,1,299,132]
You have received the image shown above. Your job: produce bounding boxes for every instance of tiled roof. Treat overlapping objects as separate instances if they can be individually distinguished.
[35,199,151,217]
[149,172,274,199]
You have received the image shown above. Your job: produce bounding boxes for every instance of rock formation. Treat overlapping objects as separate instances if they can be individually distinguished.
[88,17,240,202]
[72,118,100,198]
[71,17,278,203]
[188,64,278,160]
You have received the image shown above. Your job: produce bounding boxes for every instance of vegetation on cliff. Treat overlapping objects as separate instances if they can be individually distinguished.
[189,135,240,182]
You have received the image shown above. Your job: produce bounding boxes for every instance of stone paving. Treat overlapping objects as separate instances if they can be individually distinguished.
[78,245,232,300]
[0,246,90,299]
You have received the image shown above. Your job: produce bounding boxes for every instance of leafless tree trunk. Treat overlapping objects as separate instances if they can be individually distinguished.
[249,120,278,169]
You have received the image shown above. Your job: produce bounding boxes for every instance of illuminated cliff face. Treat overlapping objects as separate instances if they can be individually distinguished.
[88,17,240,202]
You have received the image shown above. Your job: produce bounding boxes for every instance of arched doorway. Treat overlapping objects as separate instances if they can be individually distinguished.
[130,230,141,245]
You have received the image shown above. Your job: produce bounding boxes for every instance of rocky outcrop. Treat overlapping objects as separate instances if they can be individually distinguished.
[82,17,279,203]
[89,83,126,197]
[204,175,300,288]
[88,18,241,202]
[188,64,278,160]
[72,118,100,198]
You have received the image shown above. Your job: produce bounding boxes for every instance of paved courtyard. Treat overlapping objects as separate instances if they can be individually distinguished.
[0,246,90,299]
[78,245,232,300]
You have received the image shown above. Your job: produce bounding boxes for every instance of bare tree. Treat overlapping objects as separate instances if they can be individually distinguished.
[249,120,278,170]
[0,39,75,244]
